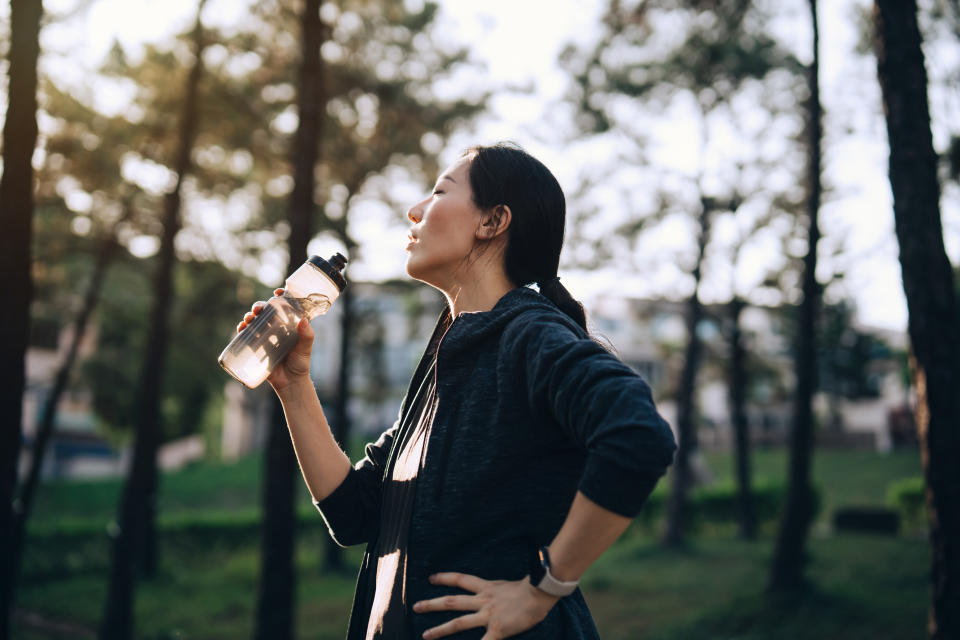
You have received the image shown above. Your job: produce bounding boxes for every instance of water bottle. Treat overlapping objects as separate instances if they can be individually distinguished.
[219,253,347,389]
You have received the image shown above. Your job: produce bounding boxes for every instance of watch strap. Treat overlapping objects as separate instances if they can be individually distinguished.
[531,546,579,597]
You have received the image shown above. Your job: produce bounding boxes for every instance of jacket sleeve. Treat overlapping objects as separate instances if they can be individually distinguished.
[513,314,677,518]
[313,418,399,547]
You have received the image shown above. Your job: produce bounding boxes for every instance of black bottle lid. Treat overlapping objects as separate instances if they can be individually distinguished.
[308,252,347,291]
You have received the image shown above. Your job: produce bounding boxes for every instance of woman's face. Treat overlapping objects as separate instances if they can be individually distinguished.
[405,155,484,288]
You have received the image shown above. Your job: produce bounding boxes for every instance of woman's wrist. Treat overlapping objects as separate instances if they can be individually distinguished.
[527,579,561,614]
[273,373,315,401]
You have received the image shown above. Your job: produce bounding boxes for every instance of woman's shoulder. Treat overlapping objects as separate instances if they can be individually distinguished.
[501,299,591,348]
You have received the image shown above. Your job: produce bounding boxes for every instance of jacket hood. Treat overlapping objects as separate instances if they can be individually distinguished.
[437,286,581,360]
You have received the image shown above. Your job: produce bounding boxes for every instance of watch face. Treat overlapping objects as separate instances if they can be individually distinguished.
[529,547,547,586]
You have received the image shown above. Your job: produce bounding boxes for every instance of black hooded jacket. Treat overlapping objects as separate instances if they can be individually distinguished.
[315,287,677,639]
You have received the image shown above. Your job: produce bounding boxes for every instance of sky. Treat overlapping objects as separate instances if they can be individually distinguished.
[15,0,960,332]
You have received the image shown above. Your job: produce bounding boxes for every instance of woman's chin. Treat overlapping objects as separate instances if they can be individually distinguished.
[405,259,443,290]
[405,258,427,282]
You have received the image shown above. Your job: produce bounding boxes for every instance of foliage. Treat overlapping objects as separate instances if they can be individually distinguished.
[13,448,925,637]
[887,476,926,527]
[633,481,820,534]
[559,0,807,300]
[818,300,893,400]
[29,0,486,443]
[80,256,266,442]
[14,530,928,640]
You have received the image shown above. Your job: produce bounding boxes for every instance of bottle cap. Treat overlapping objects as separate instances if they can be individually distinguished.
[308,253,347,291]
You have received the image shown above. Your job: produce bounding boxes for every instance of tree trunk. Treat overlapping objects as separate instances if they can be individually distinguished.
[254,401,299,640]
[874,1,960,636]
[254,1,323,638]
[0,0,43,636]
[728,297,756,540]
[325,278,353,573]
[99,5,206,638]
[8,229,120,615]
[663,205,710,548]
[769,0,821,594]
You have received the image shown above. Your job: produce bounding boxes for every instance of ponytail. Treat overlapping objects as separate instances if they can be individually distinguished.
[537,276,587,332]
[463,143,589,333]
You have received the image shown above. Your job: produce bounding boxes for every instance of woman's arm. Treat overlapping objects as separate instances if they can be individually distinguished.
[412,316,673,639]
[543,491,630,582]
[274,365,352,504]
[413,492,629,640]
[239,295,353,503]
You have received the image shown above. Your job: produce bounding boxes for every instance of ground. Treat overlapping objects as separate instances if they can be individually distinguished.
[13,448,927,639]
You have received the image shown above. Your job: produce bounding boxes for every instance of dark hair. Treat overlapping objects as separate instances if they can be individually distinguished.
[463,142,588,331]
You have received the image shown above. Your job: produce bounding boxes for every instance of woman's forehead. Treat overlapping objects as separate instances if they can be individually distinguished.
[439,156,472,182]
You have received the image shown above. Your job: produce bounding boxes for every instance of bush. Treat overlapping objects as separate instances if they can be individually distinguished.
[632,482,821,534]
[22,508,331,579]
[887,476,925,527]
[833,507,900,535]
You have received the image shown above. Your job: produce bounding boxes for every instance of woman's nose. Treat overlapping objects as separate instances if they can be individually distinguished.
[407,202,423,223]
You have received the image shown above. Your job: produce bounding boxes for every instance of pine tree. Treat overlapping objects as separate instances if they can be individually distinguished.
[769,0,822,593]
[561,0,804,547]
[0,1,43,636]
[875,0,960,635]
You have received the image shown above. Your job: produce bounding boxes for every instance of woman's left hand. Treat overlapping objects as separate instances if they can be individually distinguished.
[413,572,559,639]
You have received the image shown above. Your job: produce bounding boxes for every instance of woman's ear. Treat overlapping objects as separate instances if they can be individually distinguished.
[476,204,512,240]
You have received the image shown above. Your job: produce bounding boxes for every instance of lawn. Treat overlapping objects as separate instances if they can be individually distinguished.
[13,446,928,639]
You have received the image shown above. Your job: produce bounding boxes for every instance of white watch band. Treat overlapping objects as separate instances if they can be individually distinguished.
[534,565,579,597]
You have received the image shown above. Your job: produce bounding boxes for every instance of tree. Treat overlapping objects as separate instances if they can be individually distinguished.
[663,202,709,547]
[874,0,960,635]
[326,265,354,573]
[253,2,323,638]
[562,0,804,547]
[726,296,756,539]
[99,1,208,637]
[227,0,485,588]
[7,215,125,634]
[768,0,822,593]
[0,0,43,636]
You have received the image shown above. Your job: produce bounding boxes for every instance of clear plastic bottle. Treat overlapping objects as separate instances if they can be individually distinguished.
[219,253,347,388]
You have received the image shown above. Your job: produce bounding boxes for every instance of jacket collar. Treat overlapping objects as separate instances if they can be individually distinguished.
[437,287,560,360]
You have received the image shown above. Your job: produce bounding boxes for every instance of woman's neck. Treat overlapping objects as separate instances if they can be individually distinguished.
[444,267,515,317]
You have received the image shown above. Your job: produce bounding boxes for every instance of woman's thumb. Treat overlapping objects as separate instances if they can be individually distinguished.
[292,317,315,354]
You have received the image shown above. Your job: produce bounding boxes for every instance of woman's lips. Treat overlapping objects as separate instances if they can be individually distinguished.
[406,234,418,250]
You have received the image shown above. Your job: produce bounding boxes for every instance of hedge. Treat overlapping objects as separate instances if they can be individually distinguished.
[886,476,925,527]
[632,482,821,534]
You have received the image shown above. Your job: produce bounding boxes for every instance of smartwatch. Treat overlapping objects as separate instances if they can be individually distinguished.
[529,546,579,597]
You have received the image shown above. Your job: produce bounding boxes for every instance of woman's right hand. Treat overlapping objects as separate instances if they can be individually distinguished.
[237,287,315,393]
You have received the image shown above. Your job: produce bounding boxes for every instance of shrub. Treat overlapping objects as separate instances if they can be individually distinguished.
[631,482,821,535]
[887,476,925,527]
[832,507,900,535]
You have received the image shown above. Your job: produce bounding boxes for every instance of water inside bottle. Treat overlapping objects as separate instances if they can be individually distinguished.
[296,292,331,316]
[219,292,331,388]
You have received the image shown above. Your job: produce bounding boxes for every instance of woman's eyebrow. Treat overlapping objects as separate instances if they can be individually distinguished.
[439,174,457,184]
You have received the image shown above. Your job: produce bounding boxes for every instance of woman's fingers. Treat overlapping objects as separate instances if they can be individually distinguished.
[428,572,489,594]
[278,317,315,379]
[274,287,284,297]
[238,300,269,333]
[421,612,485,639]
[294,317,315,347]
[413,595,481,614]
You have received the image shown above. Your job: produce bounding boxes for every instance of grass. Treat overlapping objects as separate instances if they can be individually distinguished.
[701,448,922,528]
[584,535,928,640]
[13,446,929,639]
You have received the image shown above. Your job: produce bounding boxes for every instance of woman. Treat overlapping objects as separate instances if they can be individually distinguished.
[238,143,676,639]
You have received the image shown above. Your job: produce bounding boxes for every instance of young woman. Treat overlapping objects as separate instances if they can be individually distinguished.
[237,144,676,639]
